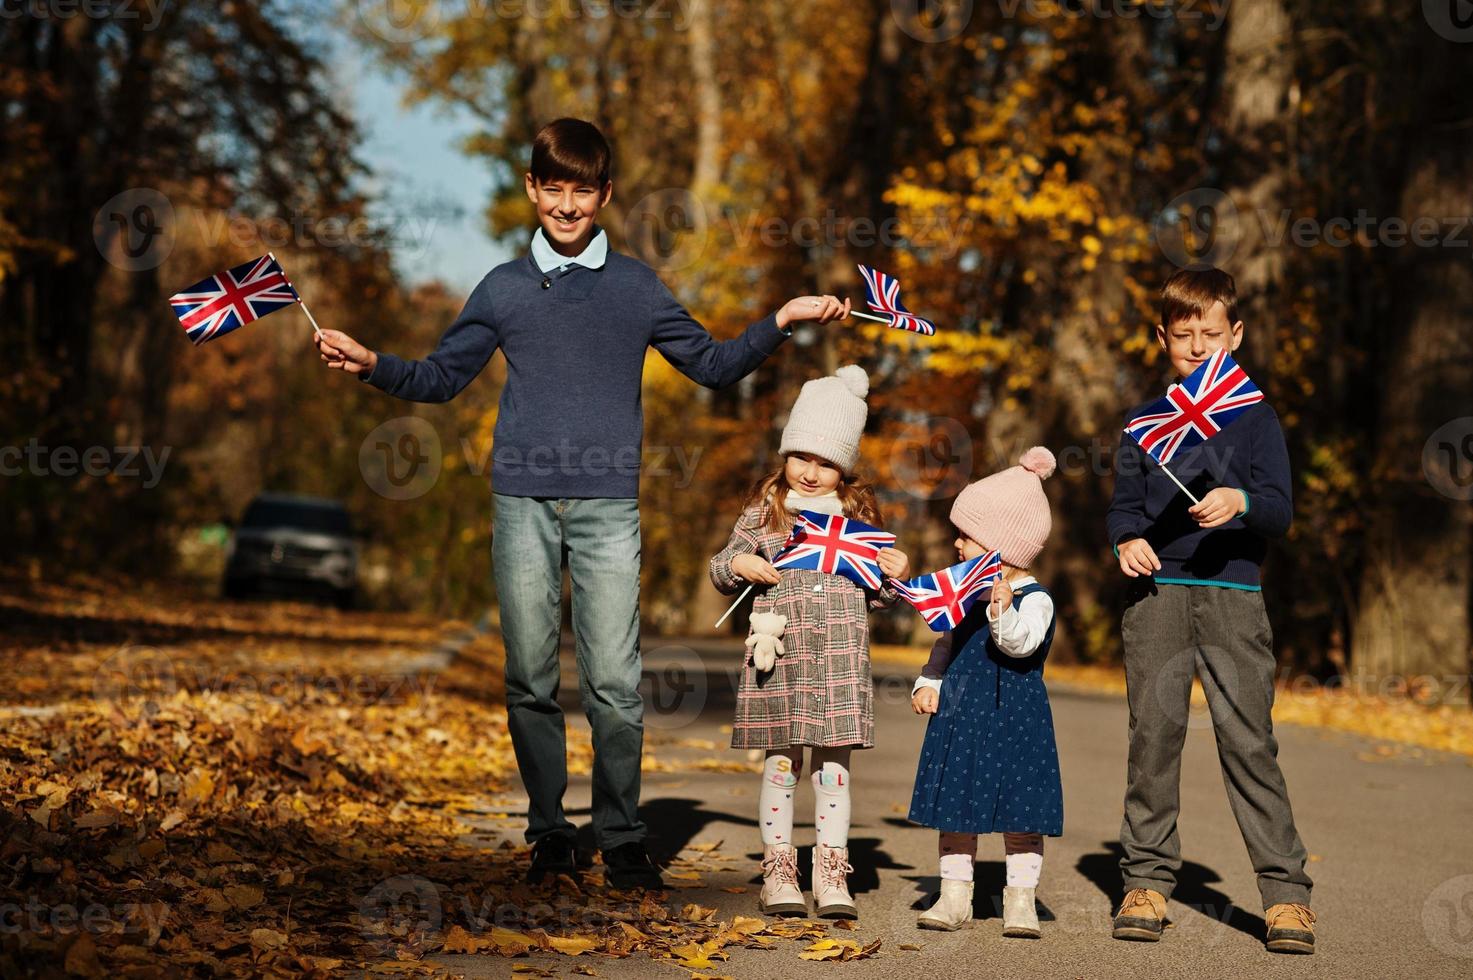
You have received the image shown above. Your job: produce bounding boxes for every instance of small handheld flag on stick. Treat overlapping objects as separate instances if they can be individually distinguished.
[1123,349,1265,505]
[712,509,896,629]
[771,511,896,589]
[169,252,321,345]
[855,264,937,335]
[890,551,1003,632]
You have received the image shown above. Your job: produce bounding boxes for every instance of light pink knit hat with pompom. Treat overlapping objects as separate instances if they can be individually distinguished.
[948,447,1056,569]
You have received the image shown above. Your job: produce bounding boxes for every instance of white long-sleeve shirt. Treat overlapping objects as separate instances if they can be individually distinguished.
[911,575,1054,697]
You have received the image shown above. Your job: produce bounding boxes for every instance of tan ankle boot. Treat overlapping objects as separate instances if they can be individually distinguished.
[758,844,806,917]
[813,844,857,919]
[917,879,973,930]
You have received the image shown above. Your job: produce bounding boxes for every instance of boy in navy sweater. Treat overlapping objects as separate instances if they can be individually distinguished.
[1106,268,1316,954]
[314,118,850,890]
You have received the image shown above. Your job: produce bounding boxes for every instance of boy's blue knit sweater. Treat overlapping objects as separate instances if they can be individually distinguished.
[1106,399,1292,590]
[359,249,787,499]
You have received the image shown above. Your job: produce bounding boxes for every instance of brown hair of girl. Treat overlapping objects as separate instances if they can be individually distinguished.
[740,457,884,535]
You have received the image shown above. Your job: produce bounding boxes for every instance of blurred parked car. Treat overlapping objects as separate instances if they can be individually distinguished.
[222,493,360,609]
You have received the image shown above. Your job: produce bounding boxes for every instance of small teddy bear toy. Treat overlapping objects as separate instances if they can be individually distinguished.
[745,612,788,673]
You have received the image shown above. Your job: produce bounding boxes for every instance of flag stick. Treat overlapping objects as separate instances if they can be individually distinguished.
[269,251,323,340]
[713,584,754,630]
[1157,459,1202,506]
[298,298,325,340]
[847,310,893,325]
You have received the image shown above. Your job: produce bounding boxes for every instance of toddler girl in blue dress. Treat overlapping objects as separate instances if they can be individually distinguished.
[909,447,1063,937]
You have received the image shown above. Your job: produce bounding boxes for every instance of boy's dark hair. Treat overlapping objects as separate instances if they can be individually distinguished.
[1160,266,1238,328]
[530,118,612,187]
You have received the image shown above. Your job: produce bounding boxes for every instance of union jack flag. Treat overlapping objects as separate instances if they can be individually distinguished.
[771,510,896,590]
[857,263,936,335]
[1124,349,1264,464]
[168,253,301,345]
[890,550,1003,632]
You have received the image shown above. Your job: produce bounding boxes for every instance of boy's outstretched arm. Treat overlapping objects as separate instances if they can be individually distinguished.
[316,281,500,403]
[649,275,849,389]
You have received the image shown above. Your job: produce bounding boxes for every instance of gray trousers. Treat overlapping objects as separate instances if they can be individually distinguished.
[1119,581,1313,910]
[494,494,647,850]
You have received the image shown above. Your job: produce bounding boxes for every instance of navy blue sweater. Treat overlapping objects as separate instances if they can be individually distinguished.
[1106,399,1292,589]
[359,250,788,498]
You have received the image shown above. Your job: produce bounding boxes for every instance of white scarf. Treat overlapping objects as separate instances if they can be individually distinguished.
[783,489,845,516]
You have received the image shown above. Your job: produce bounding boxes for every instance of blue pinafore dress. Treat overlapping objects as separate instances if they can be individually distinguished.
[907,582,1063,836]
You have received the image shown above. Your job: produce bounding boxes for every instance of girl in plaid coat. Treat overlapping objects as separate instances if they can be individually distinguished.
[709,365,910,922]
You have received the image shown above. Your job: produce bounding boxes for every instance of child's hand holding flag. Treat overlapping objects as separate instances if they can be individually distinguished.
[315,329,378,377]
[877,545,910,582]
[776,294,851,330]
[1187,487,1251,529]
[988,576,1014,619]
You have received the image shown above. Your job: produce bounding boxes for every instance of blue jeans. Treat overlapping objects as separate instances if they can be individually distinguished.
[492,494,647,849]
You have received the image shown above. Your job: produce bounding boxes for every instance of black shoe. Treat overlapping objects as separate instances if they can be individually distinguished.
[526,834,576,885]
[603,841,665,891]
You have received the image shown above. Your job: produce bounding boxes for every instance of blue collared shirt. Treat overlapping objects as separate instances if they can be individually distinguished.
[530,225,608,274]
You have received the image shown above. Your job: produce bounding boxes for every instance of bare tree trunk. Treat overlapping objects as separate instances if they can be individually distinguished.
[1219,0,1294,369]
[687,0,722,195]
[1041,22,1156,662]
[1351,141,1473,699]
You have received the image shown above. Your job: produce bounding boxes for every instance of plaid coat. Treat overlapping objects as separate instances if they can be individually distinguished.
[710,502,900,750]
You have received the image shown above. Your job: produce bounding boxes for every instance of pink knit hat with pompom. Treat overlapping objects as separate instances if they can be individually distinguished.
[948,447,1056,569]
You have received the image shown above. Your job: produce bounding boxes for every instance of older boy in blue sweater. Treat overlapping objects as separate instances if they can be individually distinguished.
[1106,268,1316,954]
[315,118,850,889]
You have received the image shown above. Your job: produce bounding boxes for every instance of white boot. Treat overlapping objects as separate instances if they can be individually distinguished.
[813,844,857,919]
[758,844,807,917]
[1002,885,1041,938]
[918,879,974,931]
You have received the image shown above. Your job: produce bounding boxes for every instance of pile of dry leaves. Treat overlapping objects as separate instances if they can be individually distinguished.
[0,570,882,977]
